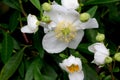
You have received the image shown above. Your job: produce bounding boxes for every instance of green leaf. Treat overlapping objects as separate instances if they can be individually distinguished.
[33,31,44,58]
[18,62,24,78]
[85,29,98,43]
[85,0,120,5]
[25,58,42,80]
[77,43,93,55]
[3,0,20,11]
[9,11,20,32]
[87,6,98,17]
[0,47,25,80]
[41,64,57,80]
[34,65,43,80]
[83,64,99,80]
[30,0,41,11]
[1,32,14,63]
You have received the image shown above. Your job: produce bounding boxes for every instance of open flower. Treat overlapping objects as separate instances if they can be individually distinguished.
[59,55,84,80]
[61,0,79,10]
[21,14,39,33]
[41,3,98,53]
[88,43,110,67]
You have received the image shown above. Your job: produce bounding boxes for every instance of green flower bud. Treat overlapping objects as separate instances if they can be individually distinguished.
[36,21,40,26]
[114,52,120,62]
[41,15,51,23]
[105,56,112,64]
[42,2,51,11]
[80,13,90,22]
[96,33,105,42]
[59,54,68,59]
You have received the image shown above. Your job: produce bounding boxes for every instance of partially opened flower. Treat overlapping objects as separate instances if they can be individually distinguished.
[59,55,84,80]
[21,14,39,33]
[88,43,110,67]
[61,0,79,10]
[41,3,98,53]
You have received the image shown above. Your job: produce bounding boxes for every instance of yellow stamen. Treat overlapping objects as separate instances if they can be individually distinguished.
[67,64,80,73]
[55,21,77,43]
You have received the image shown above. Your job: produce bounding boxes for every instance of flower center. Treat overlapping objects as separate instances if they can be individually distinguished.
[67,64,80,73]
[55,21,77,43]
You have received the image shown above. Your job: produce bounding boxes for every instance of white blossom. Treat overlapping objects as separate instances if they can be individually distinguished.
[21,14,39,33]
[59,55,84,80]
[88,43,110,67]
[41,2,98,53]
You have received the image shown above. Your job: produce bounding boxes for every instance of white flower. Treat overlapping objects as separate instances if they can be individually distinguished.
[41,3,98,53]
[61,0,79,10]
[88,43,110,67]
[59,55,84,80]
[21,14,39,33]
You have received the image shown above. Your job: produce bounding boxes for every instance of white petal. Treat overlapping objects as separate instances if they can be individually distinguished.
[80,18,98,29]
[27,14,38,30]
[68,30,84,49]
[40,22,56,33]
[21,25,35,33]
[61,0,79,10]
[42,31,68,53]
[94,43,109,55]
[44,4,79,23]
[93,52,108,65]
[44,4,67,23]
[88,43,97,53]
[68,71,84,80]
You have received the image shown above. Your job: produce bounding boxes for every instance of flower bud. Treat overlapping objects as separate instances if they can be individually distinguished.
[114,52,120,62]
[42,2,51,11]
[80,13,90,22]
[105,56,112,64]
[96,33,105,42]
[41,15,51,23]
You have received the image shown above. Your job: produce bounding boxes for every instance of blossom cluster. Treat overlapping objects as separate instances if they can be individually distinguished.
[20,0,100,80]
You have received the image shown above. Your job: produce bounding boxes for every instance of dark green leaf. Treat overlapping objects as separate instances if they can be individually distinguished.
[3,0,20,11]
[33,31,44,58]
[18,62,24,78]
[77,43,93,55]
[0,47,25,80]
[34,65,43,80]
[85,29,98,43]
[25,58,42,80]
[1,32,14,63]
[83,64,99,80]
[42,64,57,80]
[87,6,98,17]
[30,0,41,11]
[9,11,20,32]
[85,0,120,5]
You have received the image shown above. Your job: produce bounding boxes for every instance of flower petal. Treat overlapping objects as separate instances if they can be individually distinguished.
[61,0,79,10]
[44,4,67,23]
[68,30,84,49]
[94,43,109,55]
[79,18,98,29]
[44,4,79,24]
[40,22,56,33]
[68,71,84,80]
[21,25,35,33]
[27,14,38,30]
[93,51,107,66]
[42,31,68,53]
[88,43,97,53]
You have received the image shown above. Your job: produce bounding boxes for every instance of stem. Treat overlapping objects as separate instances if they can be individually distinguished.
[18,0,27,17]
[107,64,115,80]
[19,15,29,43]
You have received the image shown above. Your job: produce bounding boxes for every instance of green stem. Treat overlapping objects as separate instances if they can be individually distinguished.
[107,64,115,80]
[18,0,27,17]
